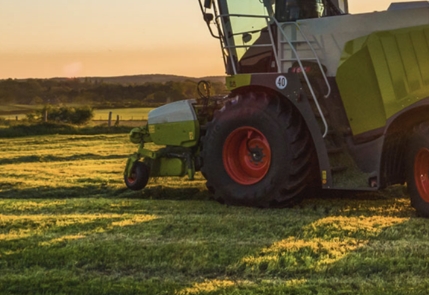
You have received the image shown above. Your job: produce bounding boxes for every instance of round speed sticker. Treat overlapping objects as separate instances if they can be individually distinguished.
[275,75,288,90]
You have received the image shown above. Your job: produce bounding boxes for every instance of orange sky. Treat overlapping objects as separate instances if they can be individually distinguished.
[0,0,422,79]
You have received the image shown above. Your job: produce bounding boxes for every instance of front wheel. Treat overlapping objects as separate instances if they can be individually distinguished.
[201,92,318,207]
[406,122,429,217]
[124,161,150,191]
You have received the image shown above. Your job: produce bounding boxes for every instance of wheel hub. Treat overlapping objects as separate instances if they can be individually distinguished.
[223,127,271,185]
[248,145,265,164]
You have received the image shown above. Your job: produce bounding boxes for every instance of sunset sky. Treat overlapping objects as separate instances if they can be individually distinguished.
[0,0,423,79]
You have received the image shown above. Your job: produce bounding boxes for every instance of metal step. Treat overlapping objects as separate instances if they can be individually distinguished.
[331,165,348,173]
[278,22,331,137]
[280,40,319,45]
[281,57,319,62]
[327,147,344,154]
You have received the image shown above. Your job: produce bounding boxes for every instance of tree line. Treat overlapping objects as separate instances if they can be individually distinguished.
[0,78,227,108]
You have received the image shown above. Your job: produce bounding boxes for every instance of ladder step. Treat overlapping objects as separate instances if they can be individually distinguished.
[281,58,319,62]
[280,40,318,44]
[331,166,348,173]
[327,147,344,154]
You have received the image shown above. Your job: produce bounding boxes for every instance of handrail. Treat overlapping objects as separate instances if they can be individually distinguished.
[284,22,331,98]
[276,21,330,137]
[217,13,330,137]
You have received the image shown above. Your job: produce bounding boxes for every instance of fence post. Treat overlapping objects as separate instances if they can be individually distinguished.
[115,115,120,126]
[44,110,48,122]
[108,111,112,127]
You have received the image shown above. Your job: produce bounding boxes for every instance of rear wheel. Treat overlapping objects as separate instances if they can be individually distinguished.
[201,92,318,207]
[124,161,150,191]
[406,122,429,217]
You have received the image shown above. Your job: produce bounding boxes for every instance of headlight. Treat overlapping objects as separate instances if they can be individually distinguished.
[129,127,144,144]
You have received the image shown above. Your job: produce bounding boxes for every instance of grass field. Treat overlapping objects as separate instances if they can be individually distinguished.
[0,104,45,120]
[0,104,46,114]
[1,132,429,294]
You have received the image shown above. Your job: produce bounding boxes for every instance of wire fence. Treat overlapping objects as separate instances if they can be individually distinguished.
[1,111,148,127]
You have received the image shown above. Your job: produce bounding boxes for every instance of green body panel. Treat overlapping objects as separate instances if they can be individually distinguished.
[124,156,187,178]
[150,158,186,177]
[124,146,193,179]
[124,154,139,178]
[336,24,429,135]
[226,74,252,91]
[148,120,199,147]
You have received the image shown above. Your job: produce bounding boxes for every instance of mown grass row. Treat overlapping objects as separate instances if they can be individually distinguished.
[1,133,429,294]
[0,122,133,138]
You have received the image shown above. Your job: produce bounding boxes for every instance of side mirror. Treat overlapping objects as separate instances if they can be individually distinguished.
[242,33,252,43]
[203,13,214,24]
[204,0,212,9]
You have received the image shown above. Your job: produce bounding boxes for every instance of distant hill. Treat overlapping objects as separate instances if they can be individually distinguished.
[50,74,226,85]
[0,74,228,114]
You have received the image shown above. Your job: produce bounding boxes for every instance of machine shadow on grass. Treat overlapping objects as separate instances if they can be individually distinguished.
[0,179,408,205]
[0,185,119,199]
[139,183,409,207]
[0,183,212,202]
[0,185,422,294]
[0,153,129,165]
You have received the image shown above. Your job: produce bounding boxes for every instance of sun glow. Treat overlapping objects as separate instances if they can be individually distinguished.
[0,0,421,79]
[63,61,83,78]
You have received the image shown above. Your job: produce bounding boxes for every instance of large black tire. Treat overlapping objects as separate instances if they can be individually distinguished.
[406,122,429,217]
[201,92,318,207]
[124,161,150,191]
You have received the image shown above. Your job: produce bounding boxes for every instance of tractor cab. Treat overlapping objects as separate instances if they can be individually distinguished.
[200,0,347,75]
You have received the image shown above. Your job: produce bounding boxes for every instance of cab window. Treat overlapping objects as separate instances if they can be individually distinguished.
[275,0,324,22]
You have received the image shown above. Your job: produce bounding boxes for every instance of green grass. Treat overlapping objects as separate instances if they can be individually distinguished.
[0,122,133,138]
[1,133,429,294]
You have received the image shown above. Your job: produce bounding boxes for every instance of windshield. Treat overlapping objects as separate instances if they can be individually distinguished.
[221,0,272,61]
[210,0,347,74]
[276,0,325,22]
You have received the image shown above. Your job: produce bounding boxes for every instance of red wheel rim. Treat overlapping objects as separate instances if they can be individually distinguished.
[223,126,271,185]
[414,148,429,202]
[127,168,137,184]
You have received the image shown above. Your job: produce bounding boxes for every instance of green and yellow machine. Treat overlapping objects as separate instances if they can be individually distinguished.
[125,0,429,217]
